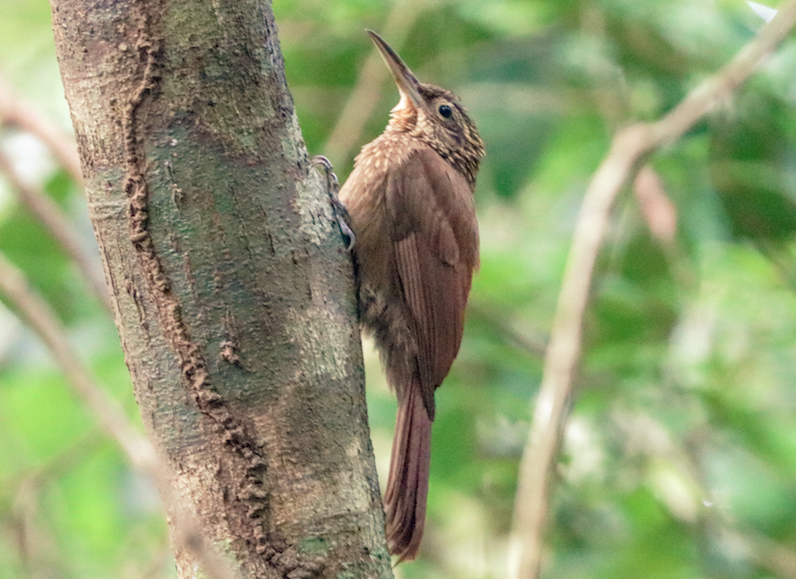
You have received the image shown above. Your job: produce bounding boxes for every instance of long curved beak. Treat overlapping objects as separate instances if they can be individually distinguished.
[367,30,424,110]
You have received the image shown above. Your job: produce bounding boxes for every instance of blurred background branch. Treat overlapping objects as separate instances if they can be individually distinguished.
[0,74,82,186]
[511,3,796,577]
[0,149,110,312]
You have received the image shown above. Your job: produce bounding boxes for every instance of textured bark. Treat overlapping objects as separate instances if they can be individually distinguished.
[49,0,392,577]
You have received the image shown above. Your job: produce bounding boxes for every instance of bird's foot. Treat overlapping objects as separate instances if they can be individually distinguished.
[311,155,355,252]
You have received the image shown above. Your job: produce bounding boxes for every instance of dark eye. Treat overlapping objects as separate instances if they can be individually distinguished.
[438,104,453,118]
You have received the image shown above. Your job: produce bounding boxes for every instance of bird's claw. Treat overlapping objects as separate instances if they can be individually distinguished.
[312,155,355,252]
[311,155,338,191]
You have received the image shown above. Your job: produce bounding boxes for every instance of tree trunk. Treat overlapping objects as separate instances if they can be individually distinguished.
[49,0,392,576]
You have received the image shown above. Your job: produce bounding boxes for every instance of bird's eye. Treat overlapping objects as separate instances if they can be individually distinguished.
[438,104,453,119]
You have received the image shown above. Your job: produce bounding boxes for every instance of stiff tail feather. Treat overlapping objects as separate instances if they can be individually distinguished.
[384,377,433,562]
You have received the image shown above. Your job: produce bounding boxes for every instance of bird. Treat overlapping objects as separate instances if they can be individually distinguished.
[338,30,484,562]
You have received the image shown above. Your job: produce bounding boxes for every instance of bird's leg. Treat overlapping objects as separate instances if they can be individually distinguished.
[311,155,356,251]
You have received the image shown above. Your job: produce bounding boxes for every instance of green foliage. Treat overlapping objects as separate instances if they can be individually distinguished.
[2,0,796,577]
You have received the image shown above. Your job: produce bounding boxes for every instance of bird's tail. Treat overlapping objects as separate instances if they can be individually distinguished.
[384,376,433,562]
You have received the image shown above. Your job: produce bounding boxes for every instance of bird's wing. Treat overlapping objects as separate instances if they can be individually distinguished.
[386,147,479,419]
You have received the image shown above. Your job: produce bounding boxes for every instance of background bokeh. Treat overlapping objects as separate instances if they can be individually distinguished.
[1,1,796,578]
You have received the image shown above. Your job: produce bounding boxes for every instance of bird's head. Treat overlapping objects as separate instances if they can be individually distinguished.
[368,30,485,187]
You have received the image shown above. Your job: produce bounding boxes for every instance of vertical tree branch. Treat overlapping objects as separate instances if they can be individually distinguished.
[510,2,796,576]
[49,0,392,577]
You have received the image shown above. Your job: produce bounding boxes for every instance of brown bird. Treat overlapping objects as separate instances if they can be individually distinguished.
[338,31,484,562]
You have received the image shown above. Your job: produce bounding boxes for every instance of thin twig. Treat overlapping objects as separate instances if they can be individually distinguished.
[468,303,548,359]
[0,148,112,313]
[11,429,104,574]
[0,74,83,186]
[0,252,238,579]
[322,0,421,165]
[509,2,796,577]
